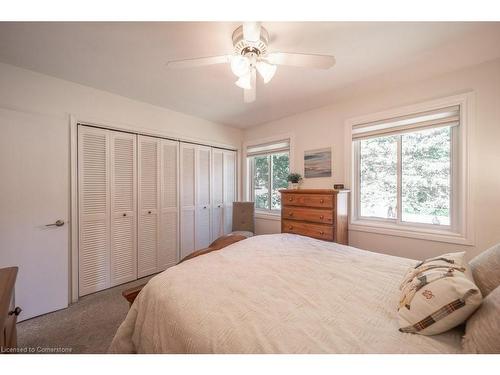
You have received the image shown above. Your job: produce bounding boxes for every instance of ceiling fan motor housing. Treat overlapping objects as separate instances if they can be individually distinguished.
[232,25,269,56]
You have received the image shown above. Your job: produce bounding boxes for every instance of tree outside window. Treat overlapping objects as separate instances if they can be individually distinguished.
[358,126,452,226]
[251,152,289,211]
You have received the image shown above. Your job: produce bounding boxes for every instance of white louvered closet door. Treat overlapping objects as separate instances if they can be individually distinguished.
[196,146,212,249]
[223,150,237,234]
[211,149,224,241]
[180,143,196,259]
[78,126,110,296]
[110,131,137,286]
[138,136,160,278]
[159,139,179,270]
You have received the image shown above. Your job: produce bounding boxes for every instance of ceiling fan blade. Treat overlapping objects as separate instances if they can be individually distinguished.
[265,52,336,69]
[243,22,261,42]
[166,55,231,69]
[244,68,257,103]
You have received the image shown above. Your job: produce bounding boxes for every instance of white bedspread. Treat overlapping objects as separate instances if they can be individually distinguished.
[109,234,463,353]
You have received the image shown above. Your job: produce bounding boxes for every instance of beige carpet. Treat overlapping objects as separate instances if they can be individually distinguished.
[17,277,151,354]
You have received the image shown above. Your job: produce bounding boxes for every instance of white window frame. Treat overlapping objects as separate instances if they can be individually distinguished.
[243,134,294,220]
[345,93,474,245]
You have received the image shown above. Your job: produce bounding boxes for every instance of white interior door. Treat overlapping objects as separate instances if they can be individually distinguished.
[0,108,69,320]
[159,139,179,270]
[110,130,137,286]
[137,136,160,278]
[180,143,196,259]
[196,146,211,249]
[78,126,110,296]
[211,149,224,241]
[223,150,237,234]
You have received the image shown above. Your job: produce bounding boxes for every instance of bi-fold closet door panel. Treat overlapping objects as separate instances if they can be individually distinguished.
[159,139,179,270]
[78,126,111,296]
[180,143,214,259]
[138,135,180,278]
[137,136,160,278]
[180,143,196,260]
[211,148,237,239]
[211,149,224,240]
[196,145,212,249]
[223,150,237,235]
[110,131,138,286]
[78,126,137,296]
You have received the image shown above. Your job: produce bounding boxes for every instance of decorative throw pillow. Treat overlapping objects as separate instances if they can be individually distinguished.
[398,252,482,336]
[462,286,500,353]
[470,243,500,297]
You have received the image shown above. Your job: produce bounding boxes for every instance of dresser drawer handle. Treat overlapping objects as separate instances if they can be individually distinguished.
[288,225,293,230]
[319,199,324,203]
[9,306,22,316]
[319,215,324,219]
[288,212,293,217]
[288,197,293,202]
[319,231,325,235]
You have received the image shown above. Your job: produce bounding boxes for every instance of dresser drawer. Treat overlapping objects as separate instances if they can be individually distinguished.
[282,219,334,241]
[282,193,334,208]
[282,207,334,225]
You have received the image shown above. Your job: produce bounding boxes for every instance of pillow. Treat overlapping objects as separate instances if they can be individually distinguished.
[470,243,500,297]
[398,252,482,335]
[462,286,500,353]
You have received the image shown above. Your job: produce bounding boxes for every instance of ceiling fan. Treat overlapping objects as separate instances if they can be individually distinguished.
[166,22,336,103]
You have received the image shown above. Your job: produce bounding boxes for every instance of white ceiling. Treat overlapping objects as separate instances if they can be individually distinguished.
[0,22,499,128]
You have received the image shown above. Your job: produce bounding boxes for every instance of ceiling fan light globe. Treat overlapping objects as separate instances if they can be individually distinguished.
[256,61,277,84]
[235,72,252,90]
[230,55,250,77]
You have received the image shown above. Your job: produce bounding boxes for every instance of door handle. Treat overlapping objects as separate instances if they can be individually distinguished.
[45,219,65,227]
[8,306,22,316]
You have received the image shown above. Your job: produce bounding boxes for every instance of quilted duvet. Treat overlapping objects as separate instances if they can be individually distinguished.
[109,234,463,353]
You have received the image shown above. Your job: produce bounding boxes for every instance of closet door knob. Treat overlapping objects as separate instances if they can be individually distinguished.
[9,307,22,316]
[203,206,207,209]
[123,213,127,217]
[148,210,152,214]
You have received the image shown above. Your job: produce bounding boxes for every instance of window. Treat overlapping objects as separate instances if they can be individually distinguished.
[352,104,463,236]
[247,139,290,212]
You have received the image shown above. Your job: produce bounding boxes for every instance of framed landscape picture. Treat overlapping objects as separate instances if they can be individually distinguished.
[304,147,332,178]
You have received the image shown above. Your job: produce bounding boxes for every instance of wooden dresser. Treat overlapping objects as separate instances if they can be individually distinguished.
[280,189,349,245]
[0,267,20,351]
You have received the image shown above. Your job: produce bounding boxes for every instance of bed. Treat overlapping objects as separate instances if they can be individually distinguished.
[109,234,463,354]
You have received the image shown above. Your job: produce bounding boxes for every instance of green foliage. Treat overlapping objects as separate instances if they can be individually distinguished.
[401,127,451,223]
[253,155,269,210]
[360,135,398,218]
[253,153,289,210]
[359,126,451,225]
[287,173,302,183]
[272,153,290,209]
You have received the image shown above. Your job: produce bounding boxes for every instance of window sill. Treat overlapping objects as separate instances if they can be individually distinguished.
[349,219,473,246]
[255,211,282,221]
